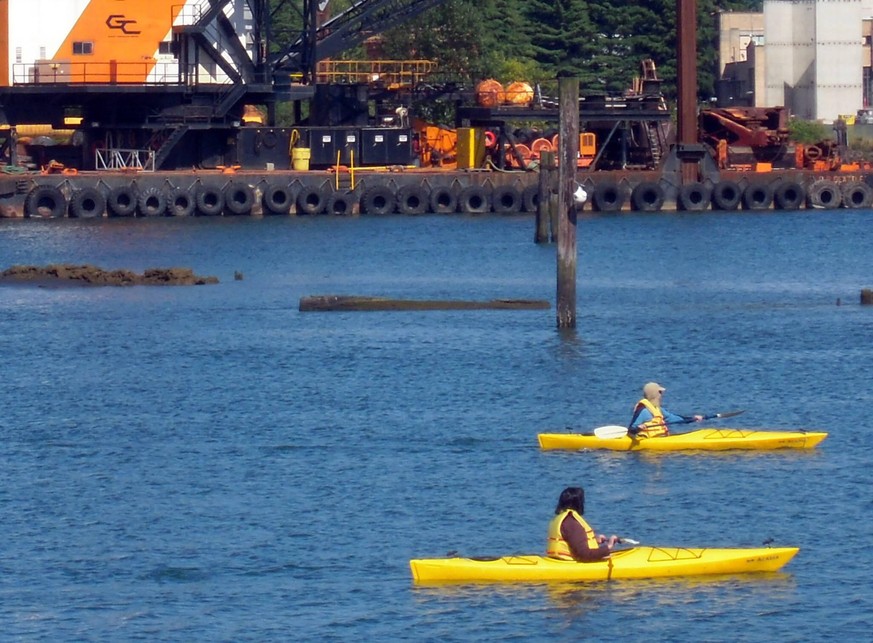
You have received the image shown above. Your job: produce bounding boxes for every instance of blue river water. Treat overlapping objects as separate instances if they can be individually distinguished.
[1,210,871,640]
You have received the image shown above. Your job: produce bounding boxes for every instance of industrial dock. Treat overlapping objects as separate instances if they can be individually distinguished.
[2,0,873,218]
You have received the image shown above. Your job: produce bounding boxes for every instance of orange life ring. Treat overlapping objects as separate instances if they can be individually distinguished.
[484,130,497,148]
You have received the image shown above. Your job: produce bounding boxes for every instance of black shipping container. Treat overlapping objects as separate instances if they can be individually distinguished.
[360,128,414,166]
[236,128,293,169]
[308,128,360,166]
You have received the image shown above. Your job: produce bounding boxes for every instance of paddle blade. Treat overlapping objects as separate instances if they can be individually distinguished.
[593,425,629,439]
[709,410,746,420]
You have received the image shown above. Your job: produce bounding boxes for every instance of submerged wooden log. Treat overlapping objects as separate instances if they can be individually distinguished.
[299,295,550,312]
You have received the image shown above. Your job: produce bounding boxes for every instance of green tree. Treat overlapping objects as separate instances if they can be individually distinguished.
[268,0,304,54]
[587,0,677,96]
[521,0,600,88]
[475,0,542,82]
[380,0,493,80]
[788,118,829,145]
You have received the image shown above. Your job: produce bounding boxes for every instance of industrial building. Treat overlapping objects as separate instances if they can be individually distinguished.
[718,1,873,122]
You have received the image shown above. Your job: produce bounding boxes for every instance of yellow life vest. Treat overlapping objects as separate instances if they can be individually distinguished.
[546,509,600,560]
[634,398,669,438]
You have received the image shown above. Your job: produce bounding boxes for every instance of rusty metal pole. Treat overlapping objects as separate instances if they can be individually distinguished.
[676,0,703,184]
[556,77,579,329]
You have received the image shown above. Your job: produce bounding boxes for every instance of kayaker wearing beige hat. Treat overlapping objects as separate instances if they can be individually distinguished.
[628,382,703,438]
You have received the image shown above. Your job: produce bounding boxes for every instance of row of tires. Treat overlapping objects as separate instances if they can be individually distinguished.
[23,182,542,218]
[24,178,873,218]
[599,179,873,212]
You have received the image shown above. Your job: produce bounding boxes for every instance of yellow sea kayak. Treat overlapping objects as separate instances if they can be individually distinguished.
[410,546,799,583]
[537,428,828,451]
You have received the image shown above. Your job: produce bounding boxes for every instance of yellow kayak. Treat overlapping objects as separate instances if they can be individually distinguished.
[410,546,799,583]
[537,428,828,451]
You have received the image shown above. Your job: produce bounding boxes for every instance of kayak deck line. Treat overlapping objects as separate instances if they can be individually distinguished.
[537,428,828,451]
[410,546,800,583]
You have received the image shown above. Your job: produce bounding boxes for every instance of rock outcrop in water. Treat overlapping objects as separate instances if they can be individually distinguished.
[0,264,219,286]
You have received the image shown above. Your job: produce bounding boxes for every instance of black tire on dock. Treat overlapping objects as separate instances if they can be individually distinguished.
[429,185,458,214]
[711,180,742,211]
[262,184,294,215]
[774,181,804,211]
[492,185,522,214]
[362,185,396,215]
[326,190,356,216]
[677,182,711,211]
[806,180,842,209]
[742,182,774,210]
[166,187,195,217]
[25,185,67,218]
[458,185,491,214]
[196,184,225,216]
[68,187,105,218]
[592,182,625,212]
[630,181,665,212]
[224,182,255,215]
[107,184,138,217]
[522,184,540,213]
[841,182,873,209]
[297,185,327,215]
[396,184,429,215]
[137,186,167,217]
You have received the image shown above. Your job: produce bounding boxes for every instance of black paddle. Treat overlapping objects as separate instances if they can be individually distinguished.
[594,410,746,439]
[676,410,746,424]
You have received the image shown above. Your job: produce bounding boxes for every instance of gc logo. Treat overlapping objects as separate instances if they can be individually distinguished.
[106,15,141,35]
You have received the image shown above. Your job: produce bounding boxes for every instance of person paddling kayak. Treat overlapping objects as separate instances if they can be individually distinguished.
[546,487,618,562]
[628,382,703,438]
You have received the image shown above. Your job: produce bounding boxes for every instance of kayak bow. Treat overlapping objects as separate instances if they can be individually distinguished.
[410,545,799,583]
[538,428,828,451]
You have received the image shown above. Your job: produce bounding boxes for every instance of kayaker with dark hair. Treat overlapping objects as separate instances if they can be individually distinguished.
[546,486,618,562]
[629,382,703,438]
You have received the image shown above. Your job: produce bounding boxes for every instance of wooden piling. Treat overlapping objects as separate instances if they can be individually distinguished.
[535,151,555,244]
[548,181,558,243]
[556,77,580,329]
[861,288,873,305]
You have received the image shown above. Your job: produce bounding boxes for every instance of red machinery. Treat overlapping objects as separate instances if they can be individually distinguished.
[698,106,791,165]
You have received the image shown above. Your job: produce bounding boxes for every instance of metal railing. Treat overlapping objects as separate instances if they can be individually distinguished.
[95,148,156,172]
[10,60,252,87]
[171,0,210,26]
[12,57,437,88]
[315,60,436,87]
[12,61,183,85]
